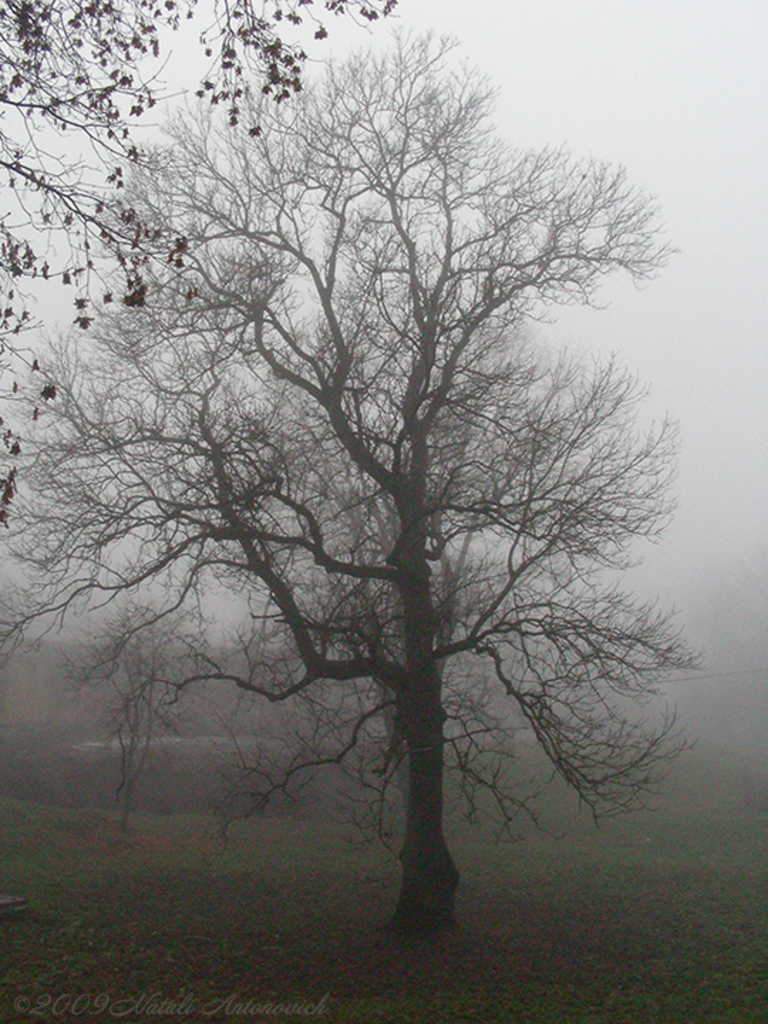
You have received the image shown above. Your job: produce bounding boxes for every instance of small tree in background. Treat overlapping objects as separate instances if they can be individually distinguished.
[7,35,694,932]
[69,605,188,830]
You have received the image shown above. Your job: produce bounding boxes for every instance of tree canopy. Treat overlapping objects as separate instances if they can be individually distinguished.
[0,0,396,520]
[5,35,694,932]
[1,0,397,318]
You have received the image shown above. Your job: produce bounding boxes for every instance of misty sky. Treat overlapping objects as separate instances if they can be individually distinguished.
[30,3,767,660]
[309,0,767,614]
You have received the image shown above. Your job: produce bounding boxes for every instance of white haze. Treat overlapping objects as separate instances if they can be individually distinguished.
[25,1,768,748]
[309,0,768,748]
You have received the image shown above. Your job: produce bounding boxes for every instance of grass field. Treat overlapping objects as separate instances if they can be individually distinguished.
[1,743,767,1022]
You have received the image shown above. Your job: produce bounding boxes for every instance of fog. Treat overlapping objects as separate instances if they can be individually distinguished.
[2,8,767,1015]
[5,4,768,760]
[145,1,768,750]
[321,0,768,752]
[337,1,768,594]
[27,0,768,597]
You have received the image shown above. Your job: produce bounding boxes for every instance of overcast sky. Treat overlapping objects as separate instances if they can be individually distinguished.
[16,0,764,738]
[310,0,767,614]
[35,1,767,627]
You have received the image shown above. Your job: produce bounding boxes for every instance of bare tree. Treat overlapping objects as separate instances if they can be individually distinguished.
[69,604,188,830]
[6,36,694,932]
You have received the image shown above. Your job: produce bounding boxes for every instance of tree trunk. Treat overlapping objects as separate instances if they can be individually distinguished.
[380,693,410,826]
[389,489,459,932]
[389,669,459,933]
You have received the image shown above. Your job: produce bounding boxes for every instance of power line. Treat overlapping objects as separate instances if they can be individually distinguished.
[666,667,768,684]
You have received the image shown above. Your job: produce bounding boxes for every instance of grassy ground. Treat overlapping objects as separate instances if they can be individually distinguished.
[0,744,767,1022]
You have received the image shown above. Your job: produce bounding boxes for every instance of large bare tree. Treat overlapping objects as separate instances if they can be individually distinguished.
[6,36,694,932]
